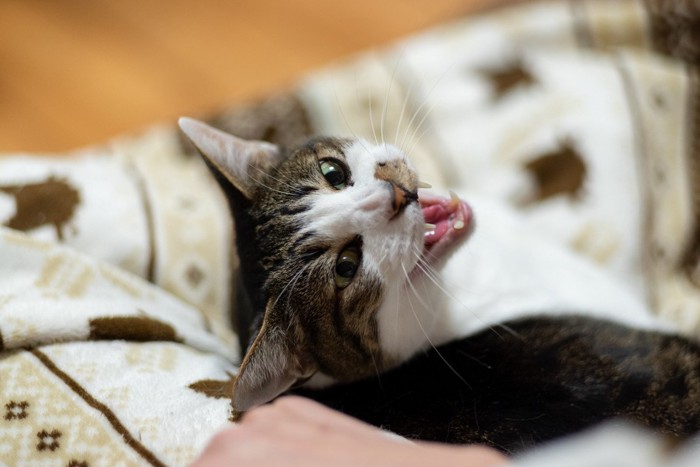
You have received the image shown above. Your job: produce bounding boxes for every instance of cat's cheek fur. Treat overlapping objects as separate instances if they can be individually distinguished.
[302,141,420,241]
[302,186,391,239]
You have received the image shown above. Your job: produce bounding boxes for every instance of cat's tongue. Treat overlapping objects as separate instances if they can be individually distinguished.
[419,190,473,258]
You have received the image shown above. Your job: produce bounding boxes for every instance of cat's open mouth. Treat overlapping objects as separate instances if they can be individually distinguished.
[417,190,473,269]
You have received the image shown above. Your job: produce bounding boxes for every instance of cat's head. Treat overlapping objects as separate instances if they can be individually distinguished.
[179,117,472,414]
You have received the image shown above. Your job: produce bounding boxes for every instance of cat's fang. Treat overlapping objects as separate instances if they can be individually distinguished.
[418,181,432,189]
[411,191,473,281]
[418,191,473,252]
[448,190,460,209]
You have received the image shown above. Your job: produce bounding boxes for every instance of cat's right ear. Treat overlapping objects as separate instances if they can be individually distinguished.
[178,117,282,200]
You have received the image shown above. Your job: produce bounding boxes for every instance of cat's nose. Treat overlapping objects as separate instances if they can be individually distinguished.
[387,182,418,220]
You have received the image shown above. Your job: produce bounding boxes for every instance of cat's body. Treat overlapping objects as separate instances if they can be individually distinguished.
[178,117,700,452]
[296,315,700,453]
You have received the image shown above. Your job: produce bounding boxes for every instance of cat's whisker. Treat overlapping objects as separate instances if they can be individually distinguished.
[398,61,457,154]
[403,98,441,159]
[412,249,458,295]
[283,262,319,313]
[271,260,312,310]
[393,68,418,148]
[253,172,296,195]
[332,81,356,137]
[352,79,377,158]
[335,81,371,155]
[401,263,472,389]
[366,248,389,280]
[411,257,450,303]
[492,322,524,340]
[247,173,295,196]
[411,248,474,313]
[260,166,301,192]
[367,90,380,146]
[246,165,299,198]
[399,97,427,153]
[278,253,324,312]
[401,262,432,312]
[412,249,511,340]
[369,351,384,389]
[380,53,402,146]
[396,80,429,154]
[414,243,444,264]
[404,114,440,165]
[376,252,392,277]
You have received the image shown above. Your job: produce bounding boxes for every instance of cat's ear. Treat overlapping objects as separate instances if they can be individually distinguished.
[178,117,282,200]
[231,308,317,413]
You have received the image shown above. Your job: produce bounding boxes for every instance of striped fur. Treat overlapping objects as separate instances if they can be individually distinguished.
[179,118,424,413]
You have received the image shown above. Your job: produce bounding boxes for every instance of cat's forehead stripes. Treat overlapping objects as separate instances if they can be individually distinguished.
[297,137,354,175]
[220,127,427,409]
[303,137,352,157]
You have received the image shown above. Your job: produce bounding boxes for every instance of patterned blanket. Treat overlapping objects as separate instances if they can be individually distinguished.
[1,0,699,465]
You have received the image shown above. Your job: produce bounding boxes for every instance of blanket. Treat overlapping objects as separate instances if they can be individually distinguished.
[1,0,699,465]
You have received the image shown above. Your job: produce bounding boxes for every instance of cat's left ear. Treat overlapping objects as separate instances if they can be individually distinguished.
[178,117,283,200]
[231,307,317,415]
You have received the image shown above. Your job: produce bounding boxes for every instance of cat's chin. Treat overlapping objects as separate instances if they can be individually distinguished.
[412,191,474,279]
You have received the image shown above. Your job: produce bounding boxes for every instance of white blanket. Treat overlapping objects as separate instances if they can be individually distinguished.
[1,0,699,465]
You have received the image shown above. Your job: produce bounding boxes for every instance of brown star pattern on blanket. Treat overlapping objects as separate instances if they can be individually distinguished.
[522,139,587,204]
[0,176,80,240]
[480,59,537,101]
[88,316,183,343]
[188,374,235,400]
[4,400,29,420]
[36,429,62,451]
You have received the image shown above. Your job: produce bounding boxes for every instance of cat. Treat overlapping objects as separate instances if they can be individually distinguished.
[178,117,700,453]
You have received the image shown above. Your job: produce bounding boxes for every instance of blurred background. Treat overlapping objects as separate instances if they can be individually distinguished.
[0,0,507,153]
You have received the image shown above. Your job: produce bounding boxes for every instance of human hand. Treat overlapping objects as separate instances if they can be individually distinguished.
[192,396,508,467]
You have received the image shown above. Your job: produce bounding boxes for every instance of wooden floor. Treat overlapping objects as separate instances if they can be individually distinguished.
[0,0,503,153]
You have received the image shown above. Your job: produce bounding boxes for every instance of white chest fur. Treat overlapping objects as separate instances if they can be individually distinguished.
[376,194,666,363]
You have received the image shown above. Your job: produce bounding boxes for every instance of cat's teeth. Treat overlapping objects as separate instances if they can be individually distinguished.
[448,190,460,209]
[424,223,437,231]
[418,181,432,189]
[449,190,465,229]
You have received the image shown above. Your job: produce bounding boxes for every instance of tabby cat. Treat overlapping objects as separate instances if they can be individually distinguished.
[179,117,700,453]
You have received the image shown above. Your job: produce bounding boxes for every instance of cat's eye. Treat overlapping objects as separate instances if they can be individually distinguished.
[320,159,348,190]
[335,247,360,289]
